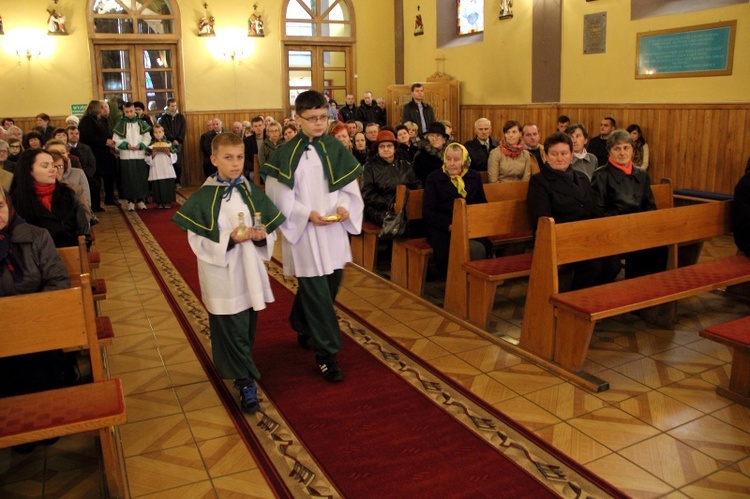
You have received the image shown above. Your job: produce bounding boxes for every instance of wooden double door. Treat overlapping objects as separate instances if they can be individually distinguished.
[386,80,461,135]
[284,44,354,117]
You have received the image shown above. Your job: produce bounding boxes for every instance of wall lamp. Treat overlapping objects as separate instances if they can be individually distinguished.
[3,28,55,63]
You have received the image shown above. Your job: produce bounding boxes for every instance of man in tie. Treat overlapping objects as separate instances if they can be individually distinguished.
[463,118,498,172]
[401,83,435,137]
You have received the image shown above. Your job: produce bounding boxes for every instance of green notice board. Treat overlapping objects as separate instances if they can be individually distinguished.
[71,104,87,115]
[636,21,736,79]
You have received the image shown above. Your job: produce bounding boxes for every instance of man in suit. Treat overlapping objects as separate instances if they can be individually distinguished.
[400,83,435,137]
[463,118,498,172]
[67,125,102,212]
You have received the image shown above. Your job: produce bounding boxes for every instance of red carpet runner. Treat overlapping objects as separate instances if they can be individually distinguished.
[129,205,624,498]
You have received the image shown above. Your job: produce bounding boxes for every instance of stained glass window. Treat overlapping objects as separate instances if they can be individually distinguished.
[457,0,484,36]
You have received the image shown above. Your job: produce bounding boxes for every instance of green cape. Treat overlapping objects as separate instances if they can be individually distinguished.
[260,132,362,192]
[113,115,151,138]
[172,180,285,243]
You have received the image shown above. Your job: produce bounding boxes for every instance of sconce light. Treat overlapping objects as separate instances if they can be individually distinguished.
[2,28,55,63]
[18,48,41,61]
[207,28,255,62]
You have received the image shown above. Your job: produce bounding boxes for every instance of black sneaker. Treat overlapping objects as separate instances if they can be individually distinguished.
[234,379,260,414]
[317,355,344,382]
[297,332,311,350]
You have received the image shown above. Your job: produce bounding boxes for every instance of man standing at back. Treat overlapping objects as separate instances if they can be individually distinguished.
[339,93,358,123]
[588,117,615,167]
[464,118,497,172]
[199,118,217,178]
[355,91,384,127]
[158,98,187,188]
[401,83,434,137]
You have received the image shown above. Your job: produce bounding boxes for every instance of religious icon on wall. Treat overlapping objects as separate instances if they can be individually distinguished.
[500,0,514,20]
[248,4,265,37]
[414,5,424,36]
[47,8,68,35]
[198,3,215,36]
[0,15,4,35]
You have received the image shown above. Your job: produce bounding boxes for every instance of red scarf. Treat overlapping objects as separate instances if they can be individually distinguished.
[34,182,56,211]
[500,140,524,158]
[609,159,633,176]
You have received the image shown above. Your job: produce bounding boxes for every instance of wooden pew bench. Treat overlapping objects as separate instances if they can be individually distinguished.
[700,317,750,407]
[443,197,534,327]
[0,275,128,497]
[350,221,382,271]
[391,181,532,297]
[520,200,750,375]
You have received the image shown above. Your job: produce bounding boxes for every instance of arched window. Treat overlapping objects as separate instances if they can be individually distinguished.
[91,0,177,36]
[282,0,356,117]
[284,0,355,40]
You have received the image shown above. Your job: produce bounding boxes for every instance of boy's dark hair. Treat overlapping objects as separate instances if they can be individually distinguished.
[295,90,327,115]
[122,102,135,109]
[410,83,423,92]
[211,131,244,155]
[167,98,177,105]
[544,132,573,152]
[604,116,617,127]
[565,123,589,139]
[251,115,264,124]
[133,101,146,110]
[557,115,570,124]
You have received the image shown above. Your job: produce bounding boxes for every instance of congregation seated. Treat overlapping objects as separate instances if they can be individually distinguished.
[395,124,419,163]
[0,140,14,191]
[10,149,91,249]
[423,143,489,279]
[565,123,598,179]
[361,130,421,226]
[527,132,620,290]
[488,120,531,183]
[627,123,650,171]
[413,122,449,186]
[282,122,298,143]
[353,131,368,165]
[260,121,284,166]
[24,130,45,150]
[0,188,71,451]
[7,137,23,163]
[329,122,352,152]
[48,151,93,223]
[404,121,424,149]
[590,129,666,278]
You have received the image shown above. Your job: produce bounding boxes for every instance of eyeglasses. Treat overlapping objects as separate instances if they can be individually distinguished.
[54,165,65,170]
[296,114,329,124]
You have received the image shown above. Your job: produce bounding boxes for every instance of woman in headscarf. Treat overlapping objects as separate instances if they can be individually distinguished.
[9,149,91,248]
[0,188,70,452]
[487,120,531,183]
[423,142,489,279]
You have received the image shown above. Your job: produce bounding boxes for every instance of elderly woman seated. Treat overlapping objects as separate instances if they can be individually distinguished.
[591,129,665,278]
[0,140,13,190]
[361,130,421,225]
[259,121,285,166]
[423,143,489,279]
[527,133,620,289]
[0,188,71,452]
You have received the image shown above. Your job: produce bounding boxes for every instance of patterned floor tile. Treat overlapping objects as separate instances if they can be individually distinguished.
[120,414,194,457]
[174,381,224,412]
[159,343,200,365]
[109,348,165,375]
[461,374,519,405]
[734,456,750,477]
[650,346,726,375]
[166,359,210,387]
[40,466,103,498]
[455,343,523,372]
[619,434,722,488]
[526,383,607,420]
[107,332,159,355]
[136,480,217,498]
[125,444,210,497]
[614,331,681,356]
[429,332,491,355]
[211,469,276,498]
[585,453,673,498]
[197,434,257,478]
[697,364,732,387]
[586,348,645,369]
[613,357,688,389]
[684,339,733,363]
[109,316,155,337]
[534,422,612,465]
[657,378,734,414]
[709,404,750,433]
[401,337,452,360]
[591,370,653,404]
[487,362,564,395]
[568,407,660,451]
[667,415,750,464]
[425,353,483,379]
[680,468,750,498]
[184,406,238,442]
[490,396,561,431]
[617,391,703,431]
[402,314,465,337]
[125,388,183,423]
[119,366,172,396]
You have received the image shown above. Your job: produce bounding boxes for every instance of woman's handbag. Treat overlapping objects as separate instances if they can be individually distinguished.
[379,189,410,239]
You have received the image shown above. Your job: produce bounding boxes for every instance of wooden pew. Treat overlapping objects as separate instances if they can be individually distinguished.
[391,181,531,296]
[0,274,128,497]
[701,317,750,407]
[520,201,750,375]
[443,198,534,325]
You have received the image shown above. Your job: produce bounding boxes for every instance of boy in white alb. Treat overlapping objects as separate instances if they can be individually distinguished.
[113,102,151,211]
[145,124,177,208]
[173,133,285,413]
[261,90,363,382]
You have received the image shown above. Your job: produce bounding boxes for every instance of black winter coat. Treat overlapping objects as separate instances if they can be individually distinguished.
[16,183,91,249]
[360,156,421,225]
[464,136,499,172]
[527,164,597,231]
[412,145,445,187]
[590,163,655,217]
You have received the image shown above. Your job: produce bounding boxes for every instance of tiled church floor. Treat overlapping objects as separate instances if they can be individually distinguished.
[2,205,750,498]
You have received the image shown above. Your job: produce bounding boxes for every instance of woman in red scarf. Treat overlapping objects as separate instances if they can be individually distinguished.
[487,120,531,183]
[9,149,90,249]
[590,129,665,278]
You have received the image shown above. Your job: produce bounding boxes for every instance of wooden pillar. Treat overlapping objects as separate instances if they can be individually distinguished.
[532,0,562,103]
[394,0,404,84]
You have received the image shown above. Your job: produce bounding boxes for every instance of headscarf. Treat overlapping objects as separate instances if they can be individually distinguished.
[442,143,471,198]
[0,191,25,282]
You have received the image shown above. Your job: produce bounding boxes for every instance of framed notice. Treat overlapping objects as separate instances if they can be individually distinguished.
[636,21,736,79]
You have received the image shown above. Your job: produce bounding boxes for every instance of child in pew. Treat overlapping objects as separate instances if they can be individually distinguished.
[0,188,71,453]
[261,90,364,383]
[173,133,285,414]
[145,124,177,209]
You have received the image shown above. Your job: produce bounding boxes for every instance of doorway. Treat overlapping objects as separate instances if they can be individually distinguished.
[284,45,354,118]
